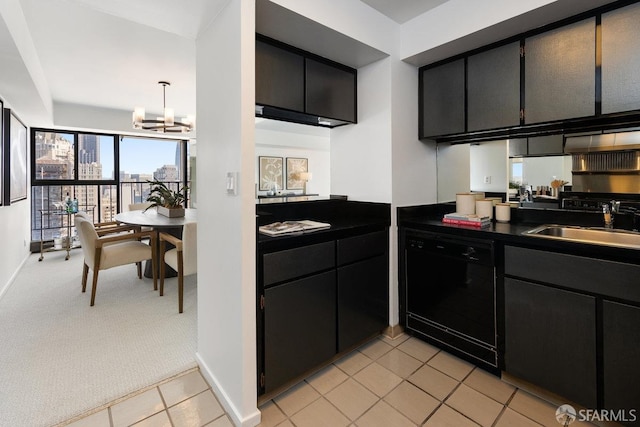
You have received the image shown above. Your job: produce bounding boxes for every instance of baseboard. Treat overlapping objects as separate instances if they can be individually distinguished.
[383,324,404,339]
[0,252,30,302]
[195,352,261,427]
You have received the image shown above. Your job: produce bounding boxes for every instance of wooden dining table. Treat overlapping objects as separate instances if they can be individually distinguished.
[115,208,197,278]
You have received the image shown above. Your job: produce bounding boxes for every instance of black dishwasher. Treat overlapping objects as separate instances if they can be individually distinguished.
[404,230,497,370]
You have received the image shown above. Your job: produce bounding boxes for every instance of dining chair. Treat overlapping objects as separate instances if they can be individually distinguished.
[74,215,157,306]
[159,222,197,313]
[127,202,154,234]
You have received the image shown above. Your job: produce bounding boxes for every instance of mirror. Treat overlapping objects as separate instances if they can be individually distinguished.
[436,139,572,207]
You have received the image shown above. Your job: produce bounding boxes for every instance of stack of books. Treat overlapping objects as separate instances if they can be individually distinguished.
[442,212,491,228]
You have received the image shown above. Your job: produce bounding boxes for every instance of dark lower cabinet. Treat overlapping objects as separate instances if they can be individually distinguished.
[264,271,336,394]
[337,254,388,352]
[258,228,389,397]
[504,277,598,408]
[603,300,640,422]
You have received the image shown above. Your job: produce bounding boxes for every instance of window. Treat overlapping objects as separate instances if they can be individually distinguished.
[119,136,188,209]
[30,129,189,246]
[33,131,75,180]
[32,130,116,182]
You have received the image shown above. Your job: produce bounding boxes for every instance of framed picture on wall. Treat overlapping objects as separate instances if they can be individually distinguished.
[258,156,283,191]
[286,157,308,190]
[6,109,28,204]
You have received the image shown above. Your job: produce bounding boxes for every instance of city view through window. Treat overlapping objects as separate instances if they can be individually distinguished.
[31,131,188,244]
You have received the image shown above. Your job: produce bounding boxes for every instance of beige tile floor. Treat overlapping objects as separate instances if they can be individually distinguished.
[61,335,604,427]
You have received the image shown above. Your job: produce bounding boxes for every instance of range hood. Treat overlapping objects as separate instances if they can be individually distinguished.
[255,105,351,129]
[564,129,640,153]
[567,129,640,193]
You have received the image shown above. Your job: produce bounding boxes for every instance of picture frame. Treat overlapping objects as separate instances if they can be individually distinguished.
[4,109,28,204]
[286,157,308,190]
[258,156,283,191]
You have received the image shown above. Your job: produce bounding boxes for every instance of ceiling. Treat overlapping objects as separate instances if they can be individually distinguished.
[359,0,450,24]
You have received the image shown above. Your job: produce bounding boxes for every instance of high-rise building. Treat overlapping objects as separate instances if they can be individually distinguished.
[78,134,99,164]
[153,165,179,182]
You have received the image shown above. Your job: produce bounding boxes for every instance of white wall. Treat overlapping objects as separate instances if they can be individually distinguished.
[331,58,393,203]
[389,55,437,327]
[269,0,396,56]
[0,99,32,299]
[520,155,572,189]
[0,200,31,299]
[469,140,508,192]
[437,143,471,202]
[254,122,330,197]
[195,0,259,425]
[400,0,556,63]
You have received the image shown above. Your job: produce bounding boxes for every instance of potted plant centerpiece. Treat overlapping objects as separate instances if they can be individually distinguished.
[145,180,189,218]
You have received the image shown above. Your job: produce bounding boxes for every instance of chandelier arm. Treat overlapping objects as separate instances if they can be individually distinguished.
[132,80,193,133]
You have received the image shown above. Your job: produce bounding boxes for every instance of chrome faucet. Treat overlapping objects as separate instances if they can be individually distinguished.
[603,200,620,228]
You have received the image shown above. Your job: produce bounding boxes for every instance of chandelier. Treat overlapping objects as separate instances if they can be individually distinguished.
[132,81,194,133]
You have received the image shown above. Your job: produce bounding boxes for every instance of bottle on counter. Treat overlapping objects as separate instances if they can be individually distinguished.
[64,192,72,213]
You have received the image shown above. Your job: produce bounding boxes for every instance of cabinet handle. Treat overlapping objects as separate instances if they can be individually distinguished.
[260,295,265,310]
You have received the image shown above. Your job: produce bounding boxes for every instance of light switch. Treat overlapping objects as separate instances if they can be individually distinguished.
[226,172,239,196]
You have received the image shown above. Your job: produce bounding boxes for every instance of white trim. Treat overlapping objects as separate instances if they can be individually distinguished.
[0,252,30,301]
[196,352,261,427]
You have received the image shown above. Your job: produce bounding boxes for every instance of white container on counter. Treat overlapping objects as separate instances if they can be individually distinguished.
[476,199,494,220]
[456,193,477,214]
[495,203,511,223]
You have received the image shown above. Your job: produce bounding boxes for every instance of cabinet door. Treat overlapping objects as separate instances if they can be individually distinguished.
[527,134,563,155]
[264,271,336,393]
[255,40,304,112]
[467,42,521,131]
[420,59,465,137]
[337,255,388,352]
[524,18,595,124]
[504,278,597,408]
[305,58,356,122]
[508,138,528,157]
[603,300,640,414]
[601,2,640,114]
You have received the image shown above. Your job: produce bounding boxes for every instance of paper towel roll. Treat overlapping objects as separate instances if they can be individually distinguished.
[495,203,511,223]
[476,199,494,219]
[456,193,476,215]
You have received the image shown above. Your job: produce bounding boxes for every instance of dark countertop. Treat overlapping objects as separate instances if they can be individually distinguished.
[399,204,640,263]
[257,198,391,252]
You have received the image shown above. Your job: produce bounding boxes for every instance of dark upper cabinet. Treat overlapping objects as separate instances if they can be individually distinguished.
[508,138,528,157]
[420,59,465,138]
[306,58,356,122]
[255,36,357,126]
[524,18,596,124]
[601,2,640,114]
[255,40,304,112]
[526,134,563,155]
[467,42,521,132]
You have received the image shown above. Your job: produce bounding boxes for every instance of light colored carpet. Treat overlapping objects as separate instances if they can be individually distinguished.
[0,249,197,427]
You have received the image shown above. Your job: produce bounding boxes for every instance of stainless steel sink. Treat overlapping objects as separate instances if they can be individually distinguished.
[523,224,640,249]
